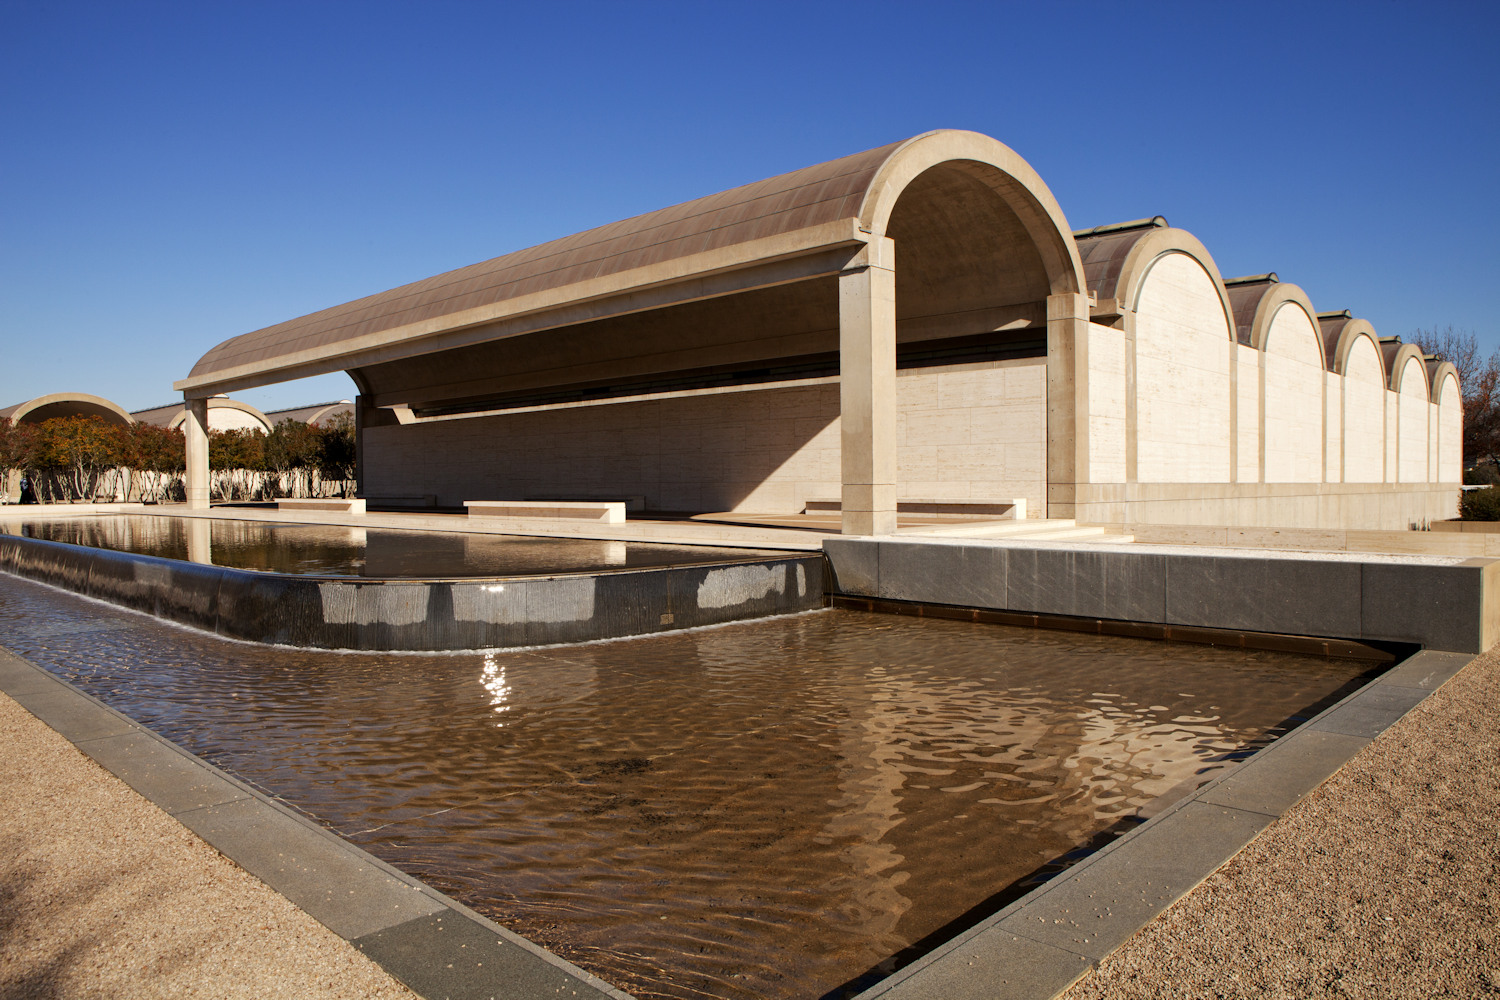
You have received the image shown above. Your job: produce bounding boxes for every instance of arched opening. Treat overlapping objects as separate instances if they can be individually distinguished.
[3,393,133,427]
[877,161,1060,520]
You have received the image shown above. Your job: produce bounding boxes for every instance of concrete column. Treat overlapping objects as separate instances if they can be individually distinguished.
[184,396,210,509]
[354,393,370,498]
[839,236,897,536]
[1046,292,1091,519]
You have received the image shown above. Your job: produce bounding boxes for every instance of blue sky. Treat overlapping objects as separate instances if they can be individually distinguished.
[3,0,1496,413]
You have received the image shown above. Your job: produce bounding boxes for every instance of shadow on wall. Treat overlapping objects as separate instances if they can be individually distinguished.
[363,384,843,512]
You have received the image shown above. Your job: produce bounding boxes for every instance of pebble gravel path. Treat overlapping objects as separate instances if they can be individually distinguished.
[0,689,418,1000]
[1062,645,1500,999]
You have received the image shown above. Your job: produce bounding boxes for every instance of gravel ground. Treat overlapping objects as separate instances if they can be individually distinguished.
[0,690,418,1000]
[1061,646,1500,1000]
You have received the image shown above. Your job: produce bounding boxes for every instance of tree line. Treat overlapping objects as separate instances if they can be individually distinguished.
[1410,326,1500,482]
[0,412,356,504]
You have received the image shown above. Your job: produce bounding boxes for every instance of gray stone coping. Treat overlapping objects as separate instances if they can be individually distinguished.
[0,533,826,651]
[851,648,1475,1000]
[0,634,1473,1000]
[0,645,631,1000]
[824,535,1500,652]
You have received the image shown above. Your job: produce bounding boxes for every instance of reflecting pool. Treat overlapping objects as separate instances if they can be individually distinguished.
[0,572,1375,999]
[0,514,786,577]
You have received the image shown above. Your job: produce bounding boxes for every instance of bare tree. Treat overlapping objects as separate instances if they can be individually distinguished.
[1410,325,1500,469]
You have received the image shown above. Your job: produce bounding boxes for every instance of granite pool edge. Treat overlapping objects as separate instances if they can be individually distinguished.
[0,533,826,650]
[851,646,1477,1000]
[0,643,633,1000]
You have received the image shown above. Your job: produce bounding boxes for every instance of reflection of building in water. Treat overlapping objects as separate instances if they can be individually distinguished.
[785,659,1246,950]
[187,518,211,564]
[461,534,627,571]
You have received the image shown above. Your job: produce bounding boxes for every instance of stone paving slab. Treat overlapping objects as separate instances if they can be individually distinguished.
[866,931,1092,1000]
[6,683,143,742]
[991,802,1273,960]
[76,730,254,814]
[1196,728,1370,816]
[172,797,448,942]
[354,912,632,1000]
[1373,648,1471,689]
[0,646,75,694]
[1309,683,1429,739]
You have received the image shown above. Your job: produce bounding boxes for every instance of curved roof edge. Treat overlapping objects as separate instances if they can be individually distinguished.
[180,130,1084,395]
[264,400,355,426]
[1075,225,1234,336]
[1384,342,1429,396]
[183,138,906,388]
[857,130,1083,296]
[1226,281,1321,361]
[0,392,134,426]
[1426,359,1459,402]
[166,397,273,433]
[1318,315,1387,380]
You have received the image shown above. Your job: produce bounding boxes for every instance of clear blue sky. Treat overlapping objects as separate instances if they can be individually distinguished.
[3,0,1496,413]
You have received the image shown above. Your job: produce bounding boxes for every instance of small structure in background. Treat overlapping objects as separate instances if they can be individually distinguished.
[128,396,354,434]
[1,392,134,428]
[0,393,355,504]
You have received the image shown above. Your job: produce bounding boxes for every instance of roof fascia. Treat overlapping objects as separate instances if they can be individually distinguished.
[176,218,869,398]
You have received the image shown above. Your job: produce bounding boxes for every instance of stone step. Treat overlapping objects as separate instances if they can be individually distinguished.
[903,518,1077,537]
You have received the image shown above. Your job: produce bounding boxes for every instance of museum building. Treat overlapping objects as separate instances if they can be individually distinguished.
[174,130,1461,533]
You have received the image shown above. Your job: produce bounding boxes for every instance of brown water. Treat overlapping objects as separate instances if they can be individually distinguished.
[0,571,1375,999]
[0,514,785,577]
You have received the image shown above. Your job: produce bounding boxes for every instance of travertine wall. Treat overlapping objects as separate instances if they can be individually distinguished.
[1133,253,1232,482]
[1342,338,1386,482]
[364,360,1048,515]
[1086,322,1126,483]
[1398,356,1429,483]
[1235,344,1261,482]
[1068,246,1456,529]
[1438,374,1462,483]
[896,361,1046,512]
[365,382,841,513]
[1262,304,1325,483]
[1324,372,1342,482]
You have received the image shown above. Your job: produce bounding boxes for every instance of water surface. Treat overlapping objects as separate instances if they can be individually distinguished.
[1,514,785,577]
[0,572,1373,999]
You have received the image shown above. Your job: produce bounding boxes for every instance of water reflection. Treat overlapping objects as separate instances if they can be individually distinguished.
[3,514,776,577]
[0,574,1373,1000]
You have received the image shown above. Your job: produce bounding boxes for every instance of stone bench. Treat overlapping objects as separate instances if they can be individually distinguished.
[525,494,647,513]
[276,498,366,514]
[362,494,438,509]
[464,500,626,524]
[803,497,1026,520]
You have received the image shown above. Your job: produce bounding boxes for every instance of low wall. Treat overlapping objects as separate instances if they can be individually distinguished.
[823,536,1500,653]
[1068,482,1460,530]
[1431,519,1500,534]
[0,534,826,651]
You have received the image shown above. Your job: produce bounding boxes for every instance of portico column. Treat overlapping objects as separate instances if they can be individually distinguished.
[1046,291,1091,519]
[839,236,897,536]
[354,393,371,497]
[184,396,210,509]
